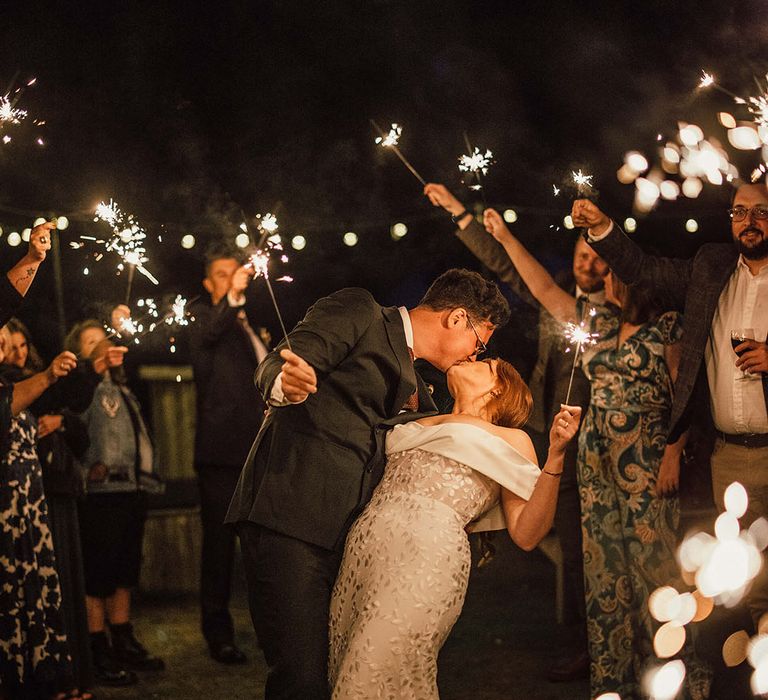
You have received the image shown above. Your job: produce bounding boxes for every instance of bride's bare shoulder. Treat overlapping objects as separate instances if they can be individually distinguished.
[496,427,538,463]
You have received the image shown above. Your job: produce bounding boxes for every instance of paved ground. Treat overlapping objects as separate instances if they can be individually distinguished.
[97,535,589,699]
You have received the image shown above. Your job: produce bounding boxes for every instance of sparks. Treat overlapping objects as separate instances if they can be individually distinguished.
[165,295,191,327]
[458,147,494,176]
[91,198,158,289]
[571,169,593,188]
[0,95,27,125]
[564,321,598,349]
[248,249,271,279]
[699,70,715,88]
[552,184,561,196]
[374,123,402,147]
[257,212,279,234]
[747,86,768,129]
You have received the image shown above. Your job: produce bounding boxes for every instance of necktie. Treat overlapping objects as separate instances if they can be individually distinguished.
[402,348,419,412]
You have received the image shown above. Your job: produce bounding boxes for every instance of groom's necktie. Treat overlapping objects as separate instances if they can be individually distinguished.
[402,347,419,412]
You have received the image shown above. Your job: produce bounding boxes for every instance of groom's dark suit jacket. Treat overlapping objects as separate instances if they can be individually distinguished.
[586,223,768,439]
[225,288,436,550]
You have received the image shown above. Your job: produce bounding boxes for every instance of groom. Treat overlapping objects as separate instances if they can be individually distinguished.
[226,269,510,698]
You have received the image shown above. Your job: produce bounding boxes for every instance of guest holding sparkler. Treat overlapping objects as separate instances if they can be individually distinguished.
[572,183,768,699]
[64,321,163,687]
[425,182,605,680]
[0,220,54,327]
[0,326,99,699]
[6,318,130,696]
[226,270,508,699]
[189,245,268,664]
[476,207,710,698]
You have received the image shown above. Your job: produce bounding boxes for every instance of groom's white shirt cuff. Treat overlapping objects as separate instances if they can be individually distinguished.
[587,221,613,241]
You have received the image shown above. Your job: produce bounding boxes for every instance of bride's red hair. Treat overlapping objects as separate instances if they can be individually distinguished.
[486,359,532,429]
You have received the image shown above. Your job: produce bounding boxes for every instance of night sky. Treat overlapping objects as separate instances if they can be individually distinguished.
[1,0,766,364]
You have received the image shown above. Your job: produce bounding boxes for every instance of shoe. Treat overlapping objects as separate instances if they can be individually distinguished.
[209,642,247,664]
[547,650,590,682]
[109,622,165,672]
[90,631,138,687]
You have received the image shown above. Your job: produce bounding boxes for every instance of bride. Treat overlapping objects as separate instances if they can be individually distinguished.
[329,357,581,699]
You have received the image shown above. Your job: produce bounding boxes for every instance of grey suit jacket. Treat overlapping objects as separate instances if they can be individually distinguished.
[225,287,437,550]
[456,220,591,432]
[587,222,740,438]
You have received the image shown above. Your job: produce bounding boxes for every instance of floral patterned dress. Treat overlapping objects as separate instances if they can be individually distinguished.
[577,303,710,699]
[0,406,73,696]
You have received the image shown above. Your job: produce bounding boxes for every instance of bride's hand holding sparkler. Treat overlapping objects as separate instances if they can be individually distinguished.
[571,199,611,236]
[482,208,513,245]
[279,349,317,403]
[28,221,55,261]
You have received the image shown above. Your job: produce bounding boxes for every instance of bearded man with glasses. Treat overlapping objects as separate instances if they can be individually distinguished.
[571,182,768,699]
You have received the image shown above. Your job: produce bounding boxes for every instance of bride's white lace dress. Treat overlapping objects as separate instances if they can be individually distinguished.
[328,421,540,699]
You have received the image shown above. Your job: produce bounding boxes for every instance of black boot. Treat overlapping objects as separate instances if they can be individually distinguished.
[109,621,165,671]
[90,631,137,687]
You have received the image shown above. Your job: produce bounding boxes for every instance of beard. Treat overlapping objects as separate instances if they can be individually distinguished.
[736,226,768,260]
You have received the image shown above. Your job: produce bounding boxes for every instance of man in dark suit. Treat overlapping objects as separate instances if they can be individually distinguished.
[424,182,607,680]
[190,246,269,664]
[226,269,510,699]
[572,185,768,698]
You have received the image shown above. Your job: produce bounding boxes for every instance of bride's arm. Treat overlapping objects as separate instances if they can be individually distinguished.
[501,406,581,551]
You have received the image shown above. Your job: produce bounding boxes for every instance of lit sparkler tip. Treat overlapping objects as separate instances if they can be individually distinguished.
[564,321,598,348]
[458,147,494,176]
[552,185,561,196]
[699,70,716,88]
[571,169,593,188]
[248,249,270,279]
[375,123,402,147]
[0,95,27,125]
[257,212,279,234]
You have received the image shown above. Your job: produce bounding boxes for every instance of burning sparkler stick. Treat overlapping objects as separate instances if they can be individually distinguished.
[243,217,293,351]
[571,169,594,197]
[371,120,427,186]
[562,310,598,405]
[91,199,159,302]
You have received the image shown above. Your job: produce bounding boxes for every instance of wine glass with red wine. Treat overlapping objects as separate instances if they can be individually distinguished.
[731,328,756,380]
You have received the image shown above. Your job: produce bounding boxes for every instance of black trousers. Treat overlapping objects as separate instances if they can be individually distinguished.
[198,465,243,647]
[238,522,342,700]
[555,439,588,654]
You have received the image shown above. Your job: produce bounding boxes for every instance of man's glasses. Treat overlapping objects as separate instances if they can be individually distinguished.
[728,205,768,222]
[467,316,488,357]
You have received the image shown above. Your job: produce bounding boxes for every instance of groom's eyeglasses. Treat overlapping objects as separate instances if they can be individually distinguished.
[728,205,768,222]
[467,316,488,357]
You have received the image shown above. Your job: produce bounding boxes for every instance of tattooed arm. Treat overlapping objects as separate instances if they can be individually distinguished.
[7,221,54,298]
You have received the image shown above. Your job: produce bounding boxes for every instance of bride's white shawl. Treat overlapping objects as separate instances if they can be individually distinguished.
[385,421,541,533]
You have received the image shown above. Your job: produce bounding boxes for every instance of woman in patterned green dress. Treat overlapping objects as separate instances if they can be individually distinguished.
[480,209,709,699]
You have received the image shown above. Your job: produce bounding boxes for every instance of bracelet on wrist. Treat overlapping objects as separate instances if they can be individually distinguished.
[542,469,562,477]
[451,210,471,224]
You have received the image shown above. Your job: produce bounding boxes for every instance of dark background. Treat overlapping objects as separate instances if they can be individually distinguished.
[1,0,766,372]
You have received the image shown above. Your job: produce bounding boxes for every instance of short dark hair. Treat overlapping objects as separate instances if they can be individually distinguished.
[418,269,510,328]
[204,242,243,275]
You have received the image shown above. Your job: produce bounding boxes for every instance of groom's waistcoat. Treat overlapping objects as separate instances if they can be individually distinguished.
[225,287,436,550]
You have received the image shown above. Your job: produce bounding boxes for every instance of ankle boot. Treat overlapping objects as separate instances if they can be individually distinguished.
[90,631,137,687]
[109,622,165,671]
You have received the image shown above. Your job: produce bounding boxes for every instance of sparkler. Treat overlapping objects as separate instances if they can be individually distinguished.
[0,75,43,146]
[371,120,427,186]
[562,313,598,405]
[244,215,293,351]
[571,169,594,195]
[91,198,159,303]
[458,131,493,210]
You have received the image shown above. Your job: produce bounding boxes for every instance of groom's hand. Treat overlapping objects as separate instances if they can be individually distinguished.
[279,349,317,402]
